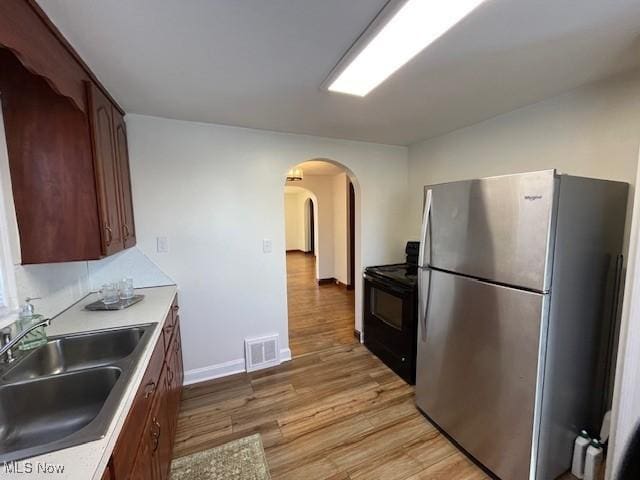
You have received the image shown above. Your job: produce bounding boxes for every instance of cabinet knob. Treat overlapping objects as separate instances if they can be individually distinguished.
[122,223,130,240]
[143,381,156,399]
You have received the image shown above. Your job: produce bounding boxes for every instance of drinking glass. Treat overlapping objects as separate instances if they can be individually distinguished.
[101,283,120,304]
[119,278,135,300]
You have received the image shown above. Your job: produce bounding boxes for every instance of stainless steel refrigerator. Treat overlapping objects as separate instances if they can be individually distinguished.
[415,170,628,480]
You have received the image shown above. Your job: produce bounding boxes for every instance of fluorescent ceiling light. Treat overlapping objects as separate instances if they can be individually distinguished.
[328,0,485,97]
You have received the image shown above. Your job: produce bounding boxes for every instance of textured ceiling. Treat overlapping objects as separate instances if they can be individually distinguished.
[38,0,640,145]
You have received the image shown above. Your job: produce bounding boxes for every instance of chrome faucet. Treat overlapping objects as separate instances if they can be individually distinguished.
[0,318,50,363]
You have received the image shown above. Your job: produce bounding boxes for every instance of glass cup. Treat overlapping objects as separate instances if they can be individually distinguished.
[119,278,135,300]
[101,283,120,304]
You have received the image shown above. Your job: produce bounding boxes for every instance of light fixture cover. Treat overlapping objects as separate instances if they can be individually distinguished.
[328,0,485,97]
[286,168,304,182]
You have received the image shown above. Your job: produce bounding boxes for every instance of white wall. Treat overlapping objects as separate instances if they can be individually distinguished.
[88,248,174,291]
[291,175,336,280]
[287,173,349,284]
[285,174,350,284]
[407,69,640,250]
[284,192,304,251]
[284,187,316,254]
[125,114,409,382]
[608,153,640,478]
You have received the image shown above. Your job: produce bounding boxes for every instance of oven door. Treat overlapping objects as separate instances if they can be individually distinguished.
[363,273,417,383]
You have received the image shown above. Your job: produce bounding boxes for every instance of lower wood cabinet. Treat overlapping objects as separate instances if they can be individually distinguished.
[108,295,183,480]
[101,464,113,480]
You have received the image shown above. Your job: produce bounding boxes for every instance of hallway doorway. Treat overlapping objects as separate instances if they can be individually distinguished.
[284,159,360,357]
[286,252,355,356]
[307,198,315,255]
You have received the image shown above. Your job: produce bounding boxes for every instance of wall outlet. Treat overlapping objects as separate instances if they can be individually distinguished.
[157,236,169,253]
[262,239,272,253]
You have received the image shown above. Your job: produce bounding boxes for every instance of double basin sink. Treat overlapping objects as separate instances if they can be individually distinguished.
[0,324,154,462]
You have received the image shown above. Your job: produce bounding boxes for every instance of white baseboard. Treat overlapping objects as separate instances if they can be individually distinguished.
[183,358,245,385]
[183,347,293,386]
[280,347,292,362]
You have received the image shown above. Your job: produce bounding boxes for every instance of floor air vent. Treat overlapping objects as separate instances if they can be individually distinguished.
[245,334,280,372]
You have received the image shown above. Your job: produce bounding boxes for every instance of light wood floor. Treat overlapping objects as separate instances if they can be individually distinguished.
[174,253,490,479]
[173,251,576,479]
[286,252,356,357]
[175,343,490,479]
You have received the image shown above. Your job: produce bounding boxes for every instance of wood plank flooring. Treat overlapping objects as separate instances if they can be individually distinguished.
[175,252,487,478]
[175,343,489,479]
[286,252,356,356]
[174,251,577,479]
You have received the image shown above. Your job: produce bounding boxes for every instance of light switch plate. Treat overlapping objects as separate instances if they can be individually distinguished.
[157,236,169,253]
[262,239,272,253]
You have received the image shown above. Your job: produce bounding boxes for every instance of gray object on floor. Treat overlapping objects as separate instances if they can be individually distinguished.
[170,434,271,480]
[85,294,145,311]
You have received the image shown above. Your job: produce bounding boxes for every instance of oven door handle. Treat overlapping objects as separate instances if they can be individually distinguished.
[363,273,410,296]
[418,268,431,342]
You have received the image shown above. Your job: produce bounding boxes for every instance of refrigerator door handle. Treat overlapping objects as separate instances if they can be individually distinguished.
[418,268,431,342]
[418,189,432,268]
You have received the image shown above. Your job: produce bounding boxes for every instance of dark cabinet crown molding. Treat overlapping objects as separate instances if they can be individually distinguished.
[0,0,123,114]
[0,1,135,263]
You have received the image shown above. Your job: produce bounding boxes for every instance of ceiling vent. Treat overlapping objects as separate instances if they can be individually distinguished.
[245,334,280,372]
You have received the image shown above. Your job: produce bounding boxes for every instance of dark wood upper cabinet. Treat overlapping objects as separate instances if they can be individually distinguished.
[113,109,136,248]
[0,0,122,114]
[0,0,89,112]
[0,1,136,263]
[0,49,103,263]
[88,83,125,256]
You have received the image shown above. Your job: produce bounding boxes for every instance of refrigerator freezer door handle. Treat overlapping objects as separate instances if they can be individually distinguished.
[418,268,431,342]
[418,189,432,268]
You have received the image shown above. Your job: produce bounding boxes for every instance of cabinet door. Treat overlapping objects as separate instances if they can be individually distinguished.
[151,367,173,480]
[0,49,103,263]
[111,334,165,479]
[173,322,184,395]
[171,327,183,447]
[112,108,136,249]
[129,432,153,480]
[88,82,123,256]
[164,359,177,443]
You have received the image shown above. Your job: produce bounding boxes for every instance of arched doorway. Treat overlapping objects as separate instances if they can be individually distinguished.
[283,159,361,357]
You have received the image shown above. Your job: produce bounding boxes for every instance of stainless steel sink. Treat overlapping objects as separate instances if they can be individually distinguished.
[3,327,147,382]
[0,367,121,458]
[0,324,154,462]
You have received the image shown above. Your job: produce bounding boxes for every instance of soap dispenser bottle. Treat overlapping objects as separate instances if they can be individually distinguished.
[17,297,47,350]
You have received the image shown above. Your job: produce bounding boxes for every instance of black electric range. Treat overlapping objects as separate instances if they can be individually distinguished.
[363,263,418,289]
[363,242,419,384]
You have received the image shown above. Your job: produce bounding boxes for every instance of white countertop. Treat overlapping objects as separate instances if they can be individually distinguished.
[1,285,178,480]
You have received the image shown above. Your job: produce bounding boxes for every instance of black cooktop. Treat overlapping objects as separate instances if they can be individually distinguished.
[364,263,418,287]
